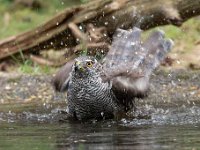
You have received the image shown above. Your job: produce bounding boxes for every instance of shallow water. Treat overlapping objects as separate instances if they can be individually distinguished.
[0,121,200,150]
[1,101,200,150]
[0,71,200,149]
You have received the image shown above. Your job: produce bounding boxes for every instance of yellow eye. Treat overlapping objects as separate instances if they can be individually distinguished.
[86,61,93,67]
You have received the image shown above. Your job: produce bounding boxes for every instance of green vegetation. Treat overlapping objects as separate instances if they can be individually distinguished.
[156,19,200,51]
[146,18,200,52]
[0,0,80,39]
[18,59,54,74]
[10,51,55,74]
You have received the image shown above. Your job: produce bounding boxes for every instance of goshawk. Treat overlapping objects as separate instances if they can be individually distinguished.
[53,27,173,121]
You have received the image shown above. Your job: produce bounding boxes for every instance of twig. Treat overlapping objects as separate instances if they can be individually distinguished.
[68,22,87,43]
[73,42,110,53]
[64,42,110,58]
[87,24,107,42]
[30,54,67,67]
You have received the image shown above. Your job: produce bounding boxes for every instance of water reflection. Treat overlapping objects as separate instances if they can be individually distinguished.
[54,120,200,150]
[1,121,200,150]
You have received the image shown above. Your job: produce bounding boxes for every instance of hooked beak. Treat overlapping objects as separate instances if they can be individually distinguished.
[74,61,84,72]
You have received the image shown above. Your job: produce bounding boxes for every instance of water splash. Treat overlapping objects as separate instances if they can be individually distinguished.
[121,105,200,126]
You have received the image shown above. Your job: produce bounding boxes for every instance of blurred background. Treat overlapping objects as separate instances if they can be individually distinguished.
[0,0,200,73]
[0,1,200,150]
[0,0,82,39]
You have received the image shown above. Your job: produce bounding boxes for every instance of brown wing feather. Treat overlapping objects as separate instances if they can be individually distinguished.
[102,27,173,111]
[52,59,75,92]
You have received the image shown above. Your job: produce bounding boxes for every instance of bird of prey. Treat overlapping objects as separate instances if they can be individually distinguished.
[52,27,173,121]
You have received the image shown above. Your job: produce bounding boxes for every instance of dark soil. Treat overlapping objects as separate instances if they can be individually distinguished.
[0,69,200,111]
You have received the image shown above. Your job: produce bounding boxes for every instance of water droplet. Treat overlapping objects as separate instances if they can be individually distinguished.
[191,107,195,114]
[131,42,135,46]
[104,22,108,25]
[56,22,59,25]
[5,85,11,90]
[101,112,104,117]
[112,16,116,20]
[190,91,195,95]
[79,139,86,142]
[0,99,4,103]
[171,80,176,86]
[79,25,83,30]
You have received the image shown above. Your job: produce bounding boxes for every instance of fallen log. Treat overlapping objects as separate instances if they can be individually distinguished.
[0,0,199,61]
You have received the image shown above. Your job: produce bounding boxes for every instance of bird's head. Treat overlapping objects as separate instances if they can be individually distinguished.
[72,56,98,78]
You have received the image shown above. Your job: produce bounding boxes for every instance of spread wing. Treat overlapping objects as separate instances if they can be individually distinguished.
[52,27,173,112]
[52,59,75,92]
[102,27,173,111]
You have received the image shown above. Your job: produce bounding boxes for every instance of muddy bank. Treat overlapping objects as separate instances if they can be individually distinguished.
[0,69,200,112]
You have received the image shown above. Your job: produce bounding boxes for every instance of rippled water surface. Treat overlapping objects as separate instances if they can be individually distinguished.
[1,101,200,150]
[0,70,200,149]
[1,121,200,150]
